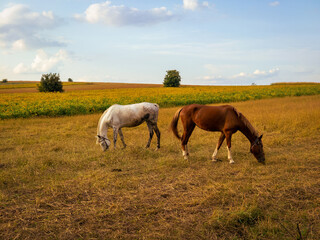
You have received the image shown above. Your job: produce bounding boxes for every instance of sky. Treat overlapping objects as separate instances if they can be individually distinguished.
[0,0,319,85]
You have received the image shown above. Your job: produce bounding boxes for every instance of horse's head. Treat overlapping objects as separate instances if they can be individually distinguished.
[250,135,265,164]
[96,135,111,151]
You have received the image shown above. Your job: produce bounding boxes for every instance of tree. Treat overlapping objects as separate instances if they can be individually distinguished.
[2,79,8,83]
[163,70,181,87]
[37,73,64,92]
[68,78,73,82]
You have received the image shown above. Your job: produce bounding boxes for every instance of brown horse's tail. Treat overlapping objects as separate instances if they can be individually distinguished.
[170,107,183,140]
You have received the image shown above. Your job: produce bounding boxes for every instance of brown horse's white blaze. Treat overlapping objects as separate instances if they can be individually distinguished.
[170,104,265,164]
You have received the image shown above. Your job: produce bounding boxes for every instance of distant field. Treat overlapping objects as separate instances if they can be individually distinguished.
[0,81,162,93]
[0,81,90,90]
[271,82,320,85]
[1,95,319,239]
[0,83,320,119]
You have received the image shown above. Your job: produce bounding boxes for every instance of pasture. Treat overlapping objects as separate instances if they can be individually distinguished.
[1,94,319,239]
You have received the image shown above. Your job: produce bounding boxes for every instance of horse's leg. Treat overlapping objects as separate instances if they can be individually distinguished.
[146,122,154,148]
[118,128,127,148]
[181,122,195,160]
[185,145,189,157]
[113,127,119,149]
[225,131,234,164]
[212,132,225,161]
[153,124,161,149]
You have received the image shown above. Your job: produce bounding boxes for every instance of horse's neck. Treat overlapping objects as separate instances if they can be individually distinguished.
[97,123,107,137]
[239,119,258,144]
[97,116,109,137]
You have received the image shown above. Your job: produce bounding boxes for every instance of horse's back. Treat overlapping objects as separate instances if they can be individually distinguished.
[117,102,158,112]
[141,102,159,113]
[102,102,159,128]
[182,104,234,118]
[181,104,239,131]
[107,102,158,113]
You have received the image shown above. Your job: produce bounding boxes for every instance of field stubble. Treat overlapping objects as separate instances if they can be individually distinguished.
[0,95,320,239]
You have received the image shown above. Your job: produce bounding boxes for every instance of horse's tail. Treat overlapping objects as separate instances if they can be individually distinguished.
[170,107,183,140]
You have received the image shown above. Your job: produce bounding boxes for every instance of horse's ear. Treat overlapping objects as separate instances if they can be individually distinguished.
[259,134,263,140]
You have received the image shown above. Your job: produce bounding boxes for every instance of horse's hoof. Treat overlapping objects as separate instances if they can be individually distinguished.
[229,160,235,164]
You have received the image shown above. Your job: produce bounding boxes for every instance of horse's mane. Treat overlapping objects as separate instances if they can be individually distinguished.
[233,107,259,138]
[97,109,109,134]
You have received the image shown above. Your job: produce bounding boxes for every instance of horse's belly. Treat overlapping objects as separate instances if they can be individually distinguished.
[122,119,145,128]
[197,124,220,132]
[195,116,223,132]
[194,110,225,132]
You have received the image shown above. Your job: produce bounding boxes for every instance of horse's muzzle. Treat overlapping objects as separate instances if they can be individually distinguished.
[257,154,266,165]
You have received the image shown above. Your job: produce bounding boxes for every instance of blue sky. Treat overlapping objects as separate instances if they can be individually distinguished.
[0,0,319,85]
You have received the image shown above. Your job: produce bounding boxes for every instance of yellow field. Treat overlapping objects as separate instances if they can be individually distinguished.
[1,83,320,119]
[1,95,319,239]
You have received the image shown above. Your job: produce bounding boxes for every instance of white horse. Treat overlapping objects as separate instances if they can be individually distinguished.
[96,102,161,151]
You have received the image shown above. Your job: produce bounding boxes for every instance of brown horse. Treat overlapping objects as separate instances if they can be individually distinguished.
[170,104,265,164]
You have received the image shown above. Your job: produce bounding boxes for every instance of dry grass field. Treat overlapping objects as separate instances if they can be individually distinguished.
[0,95,319,239]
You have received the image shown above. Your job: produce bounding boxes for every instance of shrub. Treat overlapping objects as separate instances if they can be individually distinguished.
[163,70,181,87]
[2,79,8,83]
[38,73,64,92]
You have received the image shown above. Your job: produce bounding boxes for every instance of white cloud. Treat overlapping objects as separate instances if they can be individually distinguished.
[13,63,29,74]
[232,72,247,78]
[183,0,210,10]
[75,1,174,27]
[202,2,210,8]
[14,49,69,74]
[200,75,222,84]
[183,0,199,10]
[269,1,280,7]
[232,68,280,79]
[0,4,64,49]
[12,39,26,50]
[200,65,280,84]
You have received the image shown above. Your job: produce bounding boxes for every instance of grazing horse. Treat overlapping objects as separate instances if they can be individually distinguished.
[170,104,265,164]
[96,102,161,151]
